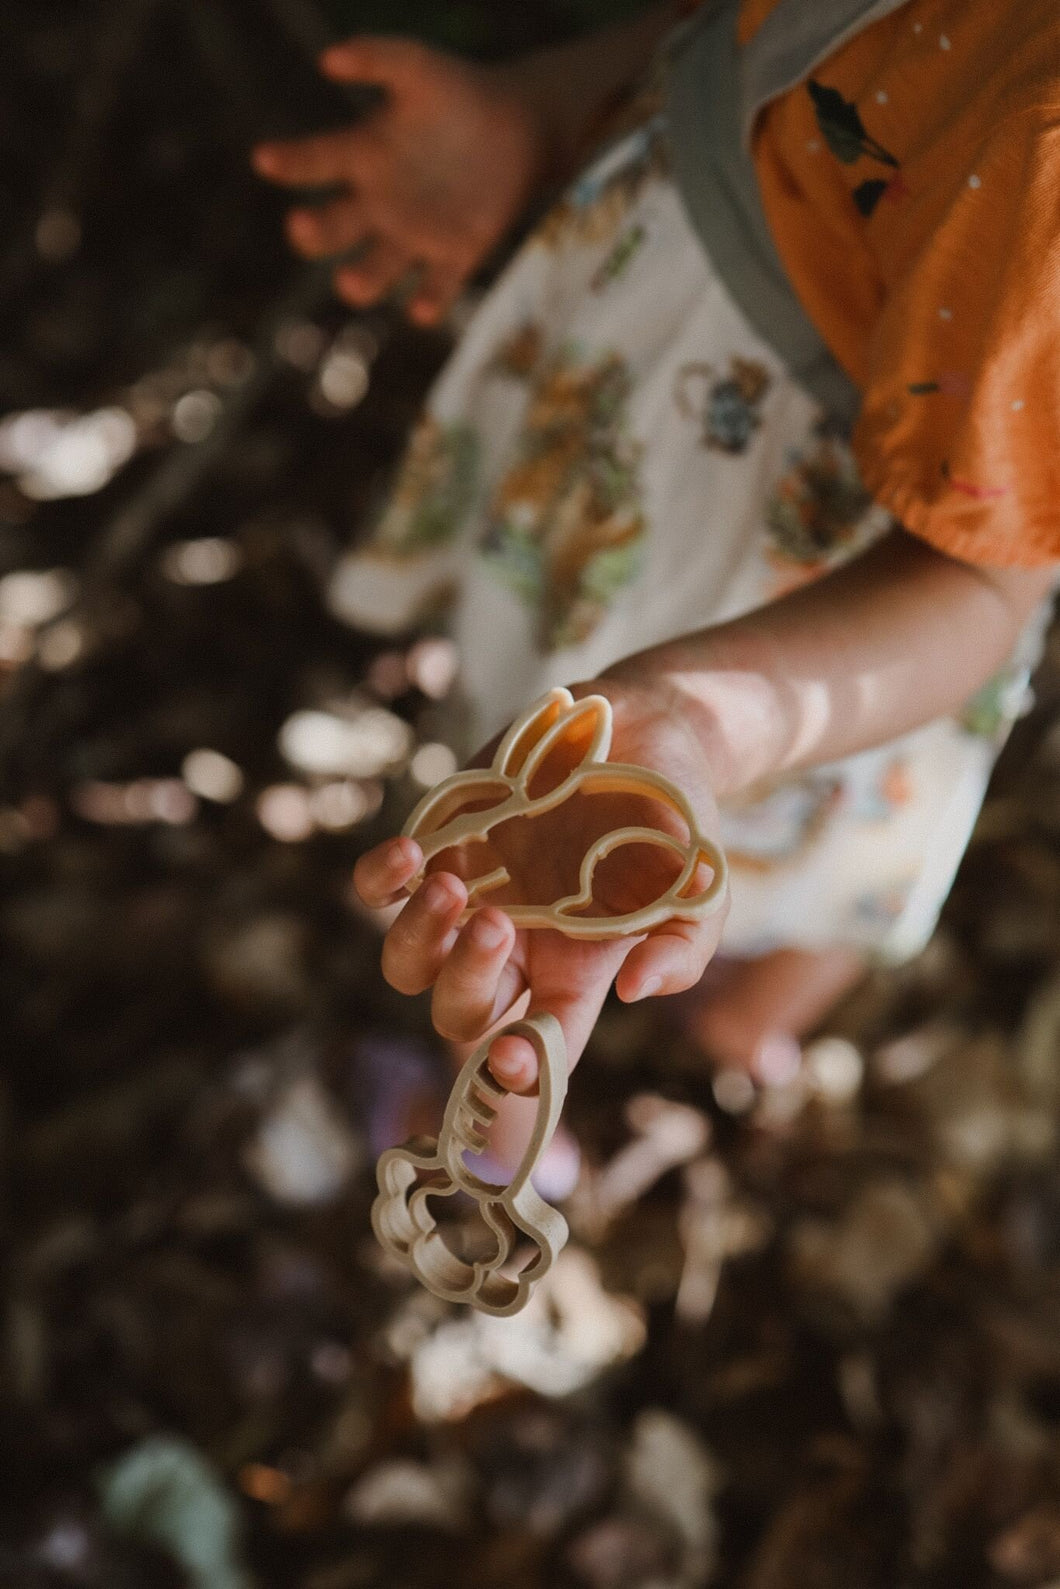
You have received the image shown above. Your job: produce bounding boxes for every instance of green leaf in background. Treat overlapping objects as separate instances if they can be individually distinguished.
[100,1437,252,1589]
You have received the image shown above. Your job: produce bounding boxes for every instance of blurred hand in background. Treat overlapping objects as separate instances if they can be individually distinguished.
[252,36,549,325]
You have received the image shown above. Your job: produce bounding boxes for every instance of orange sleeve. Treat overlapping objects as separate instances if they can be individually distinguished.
[852,117,1060,568]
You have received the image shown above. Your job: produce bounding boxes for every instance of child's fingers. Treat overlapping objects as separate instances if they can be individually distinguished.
[430,908,521,1044]
[286,196,368,260]
[407,262,465,327]
[487,956,623,1096]
[352,836,422,910]
[614,916,727,1004]
[320,35,430,91]
[334,239,409,307]
[251,129,361,189]
[381,871,467,996]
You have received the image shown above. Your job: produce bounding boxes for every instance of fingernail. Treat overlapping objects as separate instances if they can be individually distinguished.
[389,838,414,868]
[632,975,663,1001]
[422,878,452,913]
[489,1046,525,1080]
[289,212,315,245]
[252,148,276,174]
[471,914,506,951]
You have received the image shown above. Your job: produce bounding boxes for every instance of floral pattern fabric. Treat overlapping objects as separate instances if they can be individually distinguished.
[327,116,1046,962]
[480,339,645,651]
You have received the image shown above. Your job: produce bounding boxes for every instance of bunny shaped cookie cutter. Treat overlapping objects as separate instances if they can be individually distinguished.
[371,1013,569,1317]
[373,689,727,1315]
[400,686,728,937]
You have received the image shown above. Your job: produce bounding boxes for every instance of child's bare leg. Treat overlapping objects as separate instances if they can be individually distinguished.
[684,945,866,1073]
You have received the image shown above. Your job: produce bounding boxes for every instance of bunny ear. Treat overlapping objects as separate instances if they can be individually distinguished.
[492,688,575,779]
[518,694,612,800]
[493,689,612,798]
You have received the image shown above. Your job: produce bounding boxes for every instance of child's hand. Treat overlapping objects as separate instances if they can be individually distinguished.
[252,37,548,325]
[352,679,729,1092]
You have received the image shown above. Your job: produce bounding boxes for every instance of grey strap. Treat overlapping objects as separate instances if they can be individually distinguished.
[665,0,912,427]
[742,0,914,144]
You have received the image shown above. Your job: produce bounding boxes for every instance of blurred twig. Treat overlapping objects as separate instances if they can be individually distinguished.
[0,262,341,790]
[84,272,338,584]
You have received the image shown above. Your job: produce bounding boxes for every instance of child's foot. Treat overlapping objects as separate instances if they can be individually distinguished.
[681,945,867,1077]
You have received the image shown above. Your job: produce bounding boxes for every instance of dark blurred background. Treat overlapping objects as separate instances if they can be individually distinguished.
[1,4,1059,1587]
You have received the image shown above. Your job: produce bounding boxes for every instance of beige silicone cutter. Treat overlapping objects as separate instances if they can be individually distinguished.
[376,690,727,1314]
[371,1013,569,1318]
[401,686,728,938]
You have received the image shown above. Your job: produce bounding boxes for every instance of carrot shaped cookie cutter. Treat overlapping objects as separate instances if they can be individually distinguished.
[401,686,728,938]
[371,1013,569,1317]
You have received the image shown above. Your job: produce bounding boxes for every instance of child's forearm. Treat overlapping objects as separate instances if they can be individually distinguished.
[490,2,686,185]
[602,528,1055,800]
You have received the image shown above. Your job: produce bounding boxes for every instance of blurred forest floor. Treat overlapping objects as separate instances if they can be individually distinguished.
[1,3,1059,1587]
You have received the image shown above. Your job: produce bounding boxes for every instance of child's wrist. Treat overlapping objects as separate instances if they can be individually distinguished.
[576,666,741,803]
[487,2,687,192]
[595,650,784,803]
